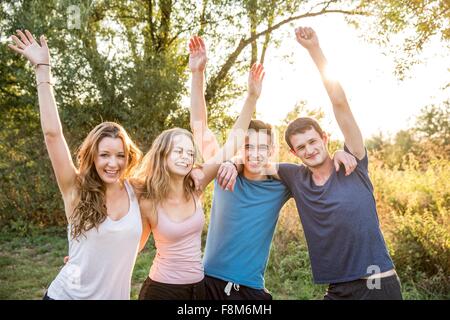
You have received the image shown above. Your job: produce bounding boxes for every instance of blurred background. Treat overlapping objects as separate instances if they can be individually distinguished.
[0,0,449,299]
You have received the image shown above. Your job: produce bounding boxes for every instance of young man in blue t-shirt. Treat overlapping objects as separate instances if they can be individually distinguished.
[188,36,356,300]
[215,27,402,300]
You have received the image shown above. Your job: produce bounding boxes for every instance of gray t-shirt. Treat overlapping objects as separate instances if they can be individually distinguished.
[278,146,394,284]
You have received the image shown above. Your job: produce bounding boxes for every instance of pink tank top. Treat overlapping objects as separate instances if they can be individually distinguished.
[149,197,205,284]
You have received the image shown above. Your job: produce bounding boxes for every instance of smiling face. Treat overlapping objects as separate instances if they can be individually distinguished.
[289,127,329,168]
[242,130,273,175]
[94,137,127,184]
[166,134,195,177]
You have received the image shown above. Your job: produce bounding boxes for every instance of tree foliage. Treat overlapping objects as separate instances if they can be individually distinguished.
[0,0,448,228]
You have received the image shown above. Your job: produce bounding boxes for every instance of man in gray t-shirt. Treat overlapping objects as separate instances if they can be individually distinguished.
[223,27,403,300]
[272,26,402,300]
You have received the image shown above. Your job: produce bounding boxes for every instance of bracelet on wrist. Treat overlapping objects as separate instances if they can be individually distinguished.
[224,160,238,171]
[36,81,55,87]
[35,63,52,68]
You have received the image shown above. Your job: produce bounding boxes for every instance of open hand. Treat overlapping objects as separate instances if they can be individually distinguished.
[8,30,50,66]
[189,36,207,73]
[248,63,265,99]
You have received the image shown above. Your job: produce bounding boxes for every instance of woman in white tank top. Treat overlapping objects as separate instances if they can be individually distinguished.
[9,30,147,300]
[133,39,265,299]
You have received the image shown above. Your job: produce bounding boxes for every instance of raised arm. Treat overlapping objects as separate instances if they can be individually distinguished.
[9,30,77,217]
[198,63,265,189]
[295,27,365,159]
[189,36,220,161]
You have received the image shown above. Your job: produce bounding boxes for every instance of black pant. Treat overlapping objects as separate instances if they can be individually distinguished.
[204,275,272,300]
[324,274,403,300]
[138,277,206,300]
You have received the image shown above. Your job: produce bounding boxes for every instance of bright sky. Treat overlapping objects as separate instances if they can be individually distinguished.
[229,14,449,141]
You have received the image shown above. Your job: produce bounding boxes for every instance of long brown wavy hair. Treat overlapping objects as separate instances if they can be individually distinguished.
[70,122,142,239]
[132,128,199,227]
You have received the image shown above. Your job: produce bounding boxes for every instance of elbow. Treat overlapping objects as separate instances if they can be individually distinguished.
[332,99,349,110]
[43,130,62,141]
[190,118,207,132]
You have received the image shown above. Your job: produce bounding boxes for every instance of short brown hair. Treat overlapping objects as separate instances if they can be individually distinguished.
[284,117,324,150]
[248,119,274,145]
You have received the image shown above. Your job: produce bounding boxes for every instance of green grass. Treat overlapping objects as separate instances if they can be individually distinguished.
[0,227,68,299]
[0,227,156,300]
[0,227,446,300]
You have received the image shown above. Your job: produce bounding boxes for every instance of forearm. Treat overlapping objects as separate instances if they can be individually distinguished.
[190,71,208,131]
[308,47,364,157]
[35,66,63,137]
[214,94,257,163]
[308,46,348,108]
[231,94,257,133]
[190,70,221,160]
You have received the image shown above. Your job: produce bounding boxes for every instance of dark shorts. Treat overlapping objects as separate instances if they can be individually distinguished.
[204,275,272,300]
[138,277,206,300]
[324,274,403,300]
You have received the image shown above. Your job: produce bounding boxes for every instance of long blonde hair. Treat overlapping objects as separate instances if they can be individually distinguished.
[132,128,199,226]
[71,122,142,239]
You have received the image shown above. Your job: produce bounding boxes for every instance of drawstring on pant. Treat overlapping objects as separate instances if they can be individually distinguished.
[224,281,240,296]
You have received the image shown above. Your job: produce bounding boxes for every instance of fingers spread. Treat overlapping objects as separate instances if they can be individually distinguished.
[16,30,30,45]
[24,30,36,43]
[194,36,202,50]
[250,63,264,80]
[11,35,25,48]
[197,36,206,50]
[8,44,23,54]
[40,35,48,48]
[257,63,263,76]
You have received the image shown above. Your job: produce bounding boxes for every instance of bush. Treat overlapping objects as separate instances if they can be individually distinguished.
[370,157,450,297]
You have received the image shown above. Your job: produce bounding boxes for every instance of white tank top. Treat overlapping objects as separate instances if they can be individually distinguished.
[47,180,142,300]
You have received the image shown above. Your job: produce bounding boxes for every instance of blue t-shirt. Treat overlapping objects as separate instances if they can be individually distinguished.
[203,175,291,289]
[277,146,394,284]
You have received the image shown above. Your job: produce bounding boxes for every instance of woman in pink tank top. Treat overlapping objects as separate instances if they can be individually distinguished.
[133,44,265,299]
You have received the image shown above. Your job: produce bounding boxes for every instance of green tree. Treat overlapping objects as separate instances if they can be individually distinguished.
[354,0,450,79]
[1,0,448,228]
[415,100,450,145]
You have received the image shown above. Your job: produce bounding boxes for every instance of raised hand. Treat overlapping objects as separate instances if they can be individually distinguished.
[8,30,50,66]
[189,36,207,73]
[295,26,319,51]
[248,63,265,99]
